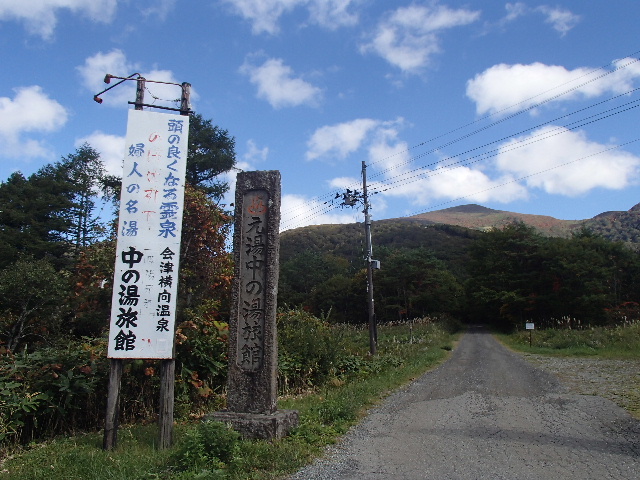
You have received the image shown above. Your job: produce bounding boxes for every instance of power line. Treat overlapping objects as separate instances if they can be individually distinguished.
[370,97,640,196]
[280,51,640,229]
[282,94,640,229]
[398,138,640,220]
[367,53,640,176]
[368,58,640,181]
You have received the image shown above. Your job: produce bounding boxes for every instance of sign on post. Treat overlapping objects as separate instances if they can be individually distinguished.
[107,109,189,359]
[525,322,535,347]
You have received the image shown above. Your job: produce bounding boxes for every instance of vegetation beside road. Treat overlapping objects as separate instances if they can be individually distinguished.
[498,322,640,359]
[0,315,458,480]
[498,323,640,420]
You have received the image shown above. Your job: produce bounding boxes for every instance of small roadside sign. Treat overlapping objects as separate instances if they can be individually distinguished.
[525,323,534,347]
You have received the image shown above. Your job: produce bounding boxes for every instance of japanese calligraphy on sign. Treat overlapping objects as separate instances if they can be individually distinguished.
[107,110,189,359]
[236,189,269,371]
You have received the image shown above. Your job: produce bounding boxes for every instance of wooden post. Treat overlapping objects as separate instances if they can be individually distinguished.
[103,358,123,450]
[158,359,176,449]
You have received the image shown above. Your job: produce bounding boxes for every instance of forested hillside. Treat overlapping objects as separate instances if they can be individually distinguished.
[279,220,640,329]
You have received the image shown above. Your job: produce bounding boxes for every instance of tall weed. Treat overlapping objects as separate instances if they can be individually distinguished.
[504,323,640,357]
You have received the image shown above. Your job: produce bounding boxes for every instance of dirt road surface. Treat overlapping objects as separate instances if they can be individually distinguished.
[288,326,640,479]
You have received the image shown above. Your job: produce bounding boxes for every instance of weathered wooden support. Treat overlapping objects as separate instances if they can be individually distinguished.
[103,358,123,450]
[158,359,176,449]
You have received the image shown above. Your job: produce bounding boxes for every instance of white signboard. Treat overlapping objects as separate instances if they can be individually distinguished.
[525,323,535,330]
[108,109,189,358]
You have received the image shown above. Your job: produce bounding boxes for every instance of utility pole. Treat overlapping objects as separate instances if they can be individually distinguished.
[362,161,377,355]
[336,163,378,355]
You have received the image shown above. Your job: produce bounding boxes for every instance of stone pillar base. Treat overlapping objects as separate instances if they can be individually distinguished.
[206,409,299,440]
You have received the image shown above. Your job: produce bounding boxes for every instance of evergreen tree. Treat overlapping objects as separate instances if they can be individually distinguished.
[0,145,107,269]
[59,143,107,251]
[0,170,73,268]
[186,113,236,199]
[465,222,544,329]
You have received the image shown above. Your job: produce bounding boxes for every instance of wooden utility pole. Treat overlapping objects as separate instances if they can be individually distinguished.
[362,161,377,355]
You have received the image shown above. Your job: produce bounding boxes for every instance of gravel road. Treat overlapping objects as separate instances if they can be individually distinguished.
[288,325,640,479]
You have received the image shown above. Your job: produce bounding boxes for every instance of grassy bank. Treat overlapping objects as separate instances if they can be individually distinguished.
[0,320,457,480]
[497,323,640,359]
[498,323,640,420]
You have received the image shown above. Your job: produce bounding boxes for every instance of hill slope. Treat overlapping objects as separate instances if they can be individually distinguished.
[395,203,640,246]
[281,203,640,253]
[401,204,582,236]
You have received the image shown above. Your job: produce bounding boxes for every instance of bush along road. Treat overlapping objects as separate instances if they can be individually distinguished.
[289,325,640,480]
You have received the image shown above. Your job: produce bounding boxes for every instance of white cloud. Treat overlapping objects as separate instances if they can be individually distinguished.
[348,125,640,209]
[240,57,322,109]
[221,0,304,35]
[219,140,269,209]
[360,3,480,73]
[78,49,193,109]
[140,0,177,21]
[0,0,117,39]
[77,49,139,106]
[359,149,528,208]
[495,3,580,35]
[243,139,269,163]
[306,118,380,160]
[466,58,640,115]
[496,127,640,196]
[536,5,581,36]
[306,117,407,163]
[220,0,361,34]
[0,85,68,159]
[502,2,527,23]
[422,166,527,204]
[76,131,125,177]
[366,122,410,174]
[307,0,360,29]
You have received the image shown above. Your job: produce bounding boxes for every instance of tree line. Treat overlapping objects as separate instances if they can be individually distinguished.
[279,221,640,330]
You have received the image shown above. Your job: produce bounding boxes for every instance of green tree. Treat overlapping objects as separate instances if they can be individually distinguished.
[279,251,350,307]
[0,257,68,352]
[186,113,236,199]
[309,273,366,323]
[376,248,464,322]
[0,170,74,268]
[539,229,640,326]
[0,145,107,269]
[465,222,544,329]
[58,144,107,251]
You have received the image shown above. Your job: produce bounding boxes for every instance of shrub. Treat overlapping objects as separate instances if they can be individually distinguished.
[277,308,346,393]
[175,301,229,413]
[0,337,110,443]
[172,420,240,477]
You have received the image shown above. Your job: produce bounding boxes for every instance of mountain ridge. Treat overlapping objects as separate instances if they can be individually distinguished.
[383,203,640,245]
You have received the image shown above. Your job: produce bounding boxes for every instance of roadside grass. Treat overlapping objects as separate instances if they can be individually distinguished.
[0,321,456,480]
[496,323,640,359]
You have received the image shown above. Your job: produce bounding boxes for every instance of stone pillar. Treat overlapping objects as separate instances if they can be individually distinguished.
[209,171,298,439]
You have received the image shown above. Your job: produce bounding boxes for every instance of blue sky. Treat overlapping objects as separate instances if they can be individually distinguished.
[1,0,640,230]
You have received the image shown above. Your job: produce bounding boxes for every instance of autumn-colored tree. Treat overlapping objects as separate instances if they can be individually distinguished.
[174,185,234,402]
